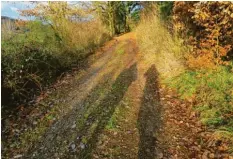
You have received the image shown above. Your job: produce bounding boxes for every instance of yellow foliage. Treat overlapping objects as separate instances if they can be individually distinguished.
[187,54,216,69]
[173,2,233,69]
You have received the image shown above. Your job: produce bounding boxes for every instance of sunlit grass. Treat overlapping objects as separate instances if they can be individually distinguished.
[136,14,185,78]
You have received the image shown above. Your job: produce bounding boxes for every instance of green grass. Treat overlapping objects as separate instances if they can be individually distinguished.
[106,115,118,130]
[106,106,121,130]
[106,98,130,130]
[166,65,233,137]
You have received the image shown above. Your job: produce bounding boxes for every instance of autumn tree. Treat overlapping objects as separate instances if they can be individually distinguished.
[173,2,233,68]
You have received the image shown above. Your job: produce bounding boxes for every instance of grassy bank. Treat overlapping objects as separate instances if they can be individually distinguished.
[136,12,233,141]
[1,18,110,106]
[168,67,233,137]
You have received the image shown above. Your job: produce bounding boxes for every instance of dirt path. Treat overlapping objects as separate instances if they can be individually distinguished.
[2,33,164,159]
[23,32,162,159]
[33,33,162,159]
[26,33,140,158]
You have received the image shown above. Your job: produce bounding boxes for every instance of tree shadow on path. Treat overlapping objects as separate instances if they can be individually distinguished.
[138,64,161,159]
[75,63,138,158]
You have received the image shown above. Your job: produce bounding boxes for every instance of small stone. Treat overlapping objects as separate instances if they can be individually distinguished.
[71,144,76,150]
[14,129,20,133]
[39,146,44,150]
[180,121,183,124]
[80,143,85,149]
[33,121,37,125]
[71,124,76,129]
[13,154,23,158]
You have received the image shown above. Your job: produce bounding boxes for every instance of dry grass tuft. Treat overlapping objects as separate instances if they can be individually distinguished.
[136,14,186,78]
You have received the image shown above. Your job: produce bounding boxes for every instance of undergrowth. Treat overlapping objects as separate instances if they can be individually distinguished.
[167,65,233,136]
[1,19,110,106]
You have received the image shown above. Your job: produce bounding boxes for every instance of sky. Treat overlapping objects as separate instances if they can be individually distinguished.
[1,1,82,20]
[1,1,35,19]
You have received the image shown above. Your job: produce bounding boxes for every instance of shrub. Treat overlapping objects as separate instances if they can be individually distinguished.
[1,10,110,105]
[2,22,60,103]
[173,2,233,69]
